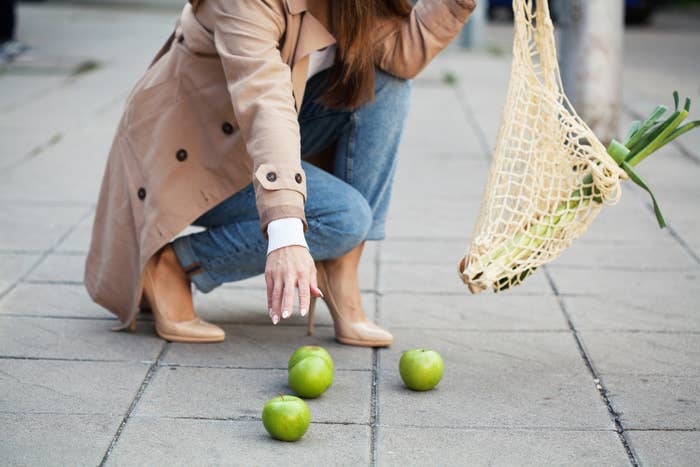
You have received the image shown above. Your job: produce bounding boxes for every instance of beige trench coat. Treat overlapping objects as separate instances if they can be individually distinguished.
[85,0,475,325]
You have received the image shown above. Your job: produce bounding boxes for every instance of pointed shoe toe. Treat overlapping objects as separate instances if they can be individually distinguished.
[155,318,225,343]
[336,320,393,347]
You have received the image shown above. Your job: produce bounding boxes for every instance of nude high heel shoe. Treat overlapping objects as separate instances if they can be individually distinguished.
[137,244,225,343]
[307,258,393,347]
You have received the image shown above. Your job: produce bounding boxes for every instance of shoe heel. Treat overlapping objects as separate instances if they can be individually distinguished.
[111,313,137,332]
[307,295,317,336]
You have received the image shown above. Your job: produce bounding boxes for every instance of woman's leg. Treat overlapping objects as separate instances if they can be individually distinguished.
[171,66,412,293]
[171,68,373,292]
[298,66,411,334]
[171,162,372,292]
[332,67,413,240]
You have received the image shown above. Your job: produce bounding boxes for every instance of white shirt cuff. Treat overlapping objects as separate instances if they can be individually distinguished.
[266,217,309,255]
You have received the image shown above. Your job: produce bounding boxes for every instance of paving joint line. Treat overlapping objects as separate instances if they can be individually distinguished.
[152,415,369,426]
[159,363,371,372]
[98,342,169,466]
[622,106,700,265]
[375,423,621,431]
[544,267,640,467]
[21,274,86,284]
[377,290,549,297]
[0,355,143,363]
[453,83,493,160]
[0,207,94,303]
[626,428,699,432]
[369,241,382,467]
[619,168,700,266]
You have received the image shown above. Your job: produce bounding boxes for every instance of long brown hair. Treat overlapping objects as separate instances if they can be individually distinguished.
[322,1,412,110]
[189,0,412,110]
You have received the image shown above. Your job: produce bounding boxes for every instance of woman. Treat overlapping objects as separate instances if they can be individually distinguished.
[84,0,476,346]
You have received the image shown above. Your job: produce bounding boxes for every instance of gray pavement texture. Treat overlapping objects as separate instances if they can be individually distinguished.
[1,3,699,466]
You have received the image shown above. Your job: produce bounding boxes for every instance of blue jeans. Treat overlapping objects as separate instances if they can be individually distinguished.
[172,66,412,293]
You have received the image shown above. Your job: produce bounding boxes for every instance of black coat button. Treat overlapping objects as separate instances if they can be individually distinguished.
[295,173,303,183]
[222,122,234,135]
[178,35,184,43]
[137,187,146,200]
[176,149,188,161]
[266,172,277,182]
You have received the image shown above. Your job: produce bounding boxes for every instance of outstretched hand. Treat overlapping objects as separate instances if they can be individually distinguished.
[264,245,323,325]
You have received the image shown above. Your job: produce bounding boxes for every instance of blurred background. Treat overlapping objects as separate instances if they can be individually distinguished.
[1,1,699,465]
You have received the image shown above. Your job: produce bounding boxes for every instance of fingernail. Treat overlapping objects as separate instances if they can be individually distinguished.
[300,308,307,317]
[272,315,279,325]
[282,309,290,319]
[268,307,273,317]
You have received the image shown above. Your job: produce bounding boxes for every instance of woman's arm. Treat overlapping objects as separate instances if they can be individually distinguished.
[208,0,320,324]
[210,0,307,237]
[373,0,477,79]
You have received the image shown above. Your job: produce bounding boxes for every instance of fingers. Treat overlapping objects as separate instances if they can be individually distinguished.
[265,246,318,325]
[270,274,283,325]
[265,269,274,322]
[281,275,296,319]
[298,276,310,317]
[310,267,323,298]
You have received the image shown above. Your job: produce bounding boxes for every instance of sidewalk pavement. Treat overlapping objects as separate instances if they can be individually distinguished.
[1,3,698,466]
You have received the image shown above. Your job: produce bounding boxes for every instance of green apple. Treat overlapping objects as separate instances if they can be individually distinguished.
[288,345,334,374]
[261,394,311,441]
[288,355,333,398]
[399,348,444,391]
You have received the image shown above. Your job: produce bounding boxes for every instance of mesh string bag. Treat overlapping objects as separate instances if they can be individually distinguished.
[458,0,627,293]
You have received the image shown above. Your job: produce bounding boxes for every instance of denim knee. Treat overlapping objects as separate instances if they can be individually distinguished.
[374,67,413,103]
[330,187,373,255]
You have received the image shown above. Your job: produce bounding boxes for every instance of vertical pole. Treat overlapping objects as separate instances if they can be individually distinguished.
[557,0,624,143]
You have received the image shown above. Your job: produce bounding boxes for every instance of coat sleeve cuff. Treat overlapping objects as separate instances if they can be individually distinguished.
[414,0,476,40]
[253,162,309,239]
[266,217,309,255]
[258,200,308,240]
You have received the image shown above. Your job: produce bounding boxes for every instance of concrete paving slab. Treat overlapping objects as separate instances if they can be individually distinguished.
[379,328,587,376]
[380,293,568,331]
[0,283,106,318]
[580,332,700,376]
[400,86,481,154]
[605,375,700,430]
[107,417,370,466]
[377,427,628,466]
[379,366,612,430]
[0,204,90,252]
[381,239,470,264]
[192,287,374,326]
[161,324,372,370]
[0,359,148,414]
[0,254,40,294]
[26,253,85,283]
[379,262,553,295]
[573,187,670,245]
[564,295,700,332]
[136,366,371,424]
[0,317,164,361]
[219,250,377,292]
[550,268,698,303]
[54,214,94,253]
[2,3,699,464]
[0,125,117,204]
[385,204,478,241]
[0,413,119,467]
[627,431,700,467]
[554,236,697,270]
